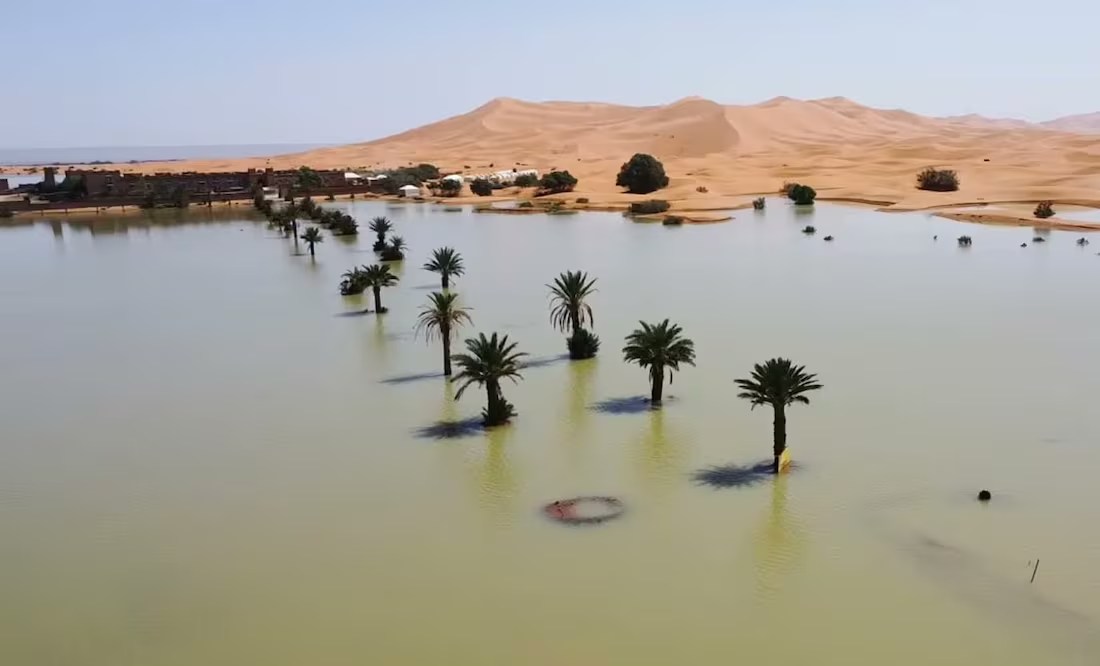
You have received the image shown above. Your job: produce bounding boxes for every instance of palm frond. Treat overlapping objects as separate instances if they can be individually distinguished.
[414,291,473,342]
[734,357,823,407]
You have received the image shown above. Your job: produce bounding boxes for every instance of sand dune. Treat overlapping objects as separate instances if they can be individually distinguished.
[14,96,1100,224]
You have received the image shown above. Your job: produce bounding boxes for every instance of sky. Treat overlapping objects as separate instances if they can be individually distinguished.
[4,0,1099,148]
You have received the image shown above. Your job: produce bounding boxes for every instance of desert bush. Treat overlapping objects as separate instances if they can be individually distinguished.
[1034,201,1054,219]
[518,201,534,208]
[576,197,590,204]
[663,215,685,226]
[629,200,671,215]
[779,181,797,196]
[538,170,578,194]
[470,178,493,197]
[513,173,539,188]
[789,184,817,205]
[916,167,959,192]
[616,154,669,194]
[752,197,766,210]
[696,185,708,193]
[437,179,463,197]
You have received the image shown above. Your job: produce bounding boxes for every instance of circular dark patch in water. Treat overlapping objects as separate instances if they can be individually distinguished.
[543,496,625,525]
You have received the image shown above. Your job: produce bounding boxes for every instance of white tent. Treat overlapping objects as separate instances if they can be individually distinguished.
[399,184,420,198]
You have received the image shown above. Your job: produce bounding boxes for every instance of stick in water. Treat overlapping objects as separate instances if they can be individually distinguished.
[1031,558,1040,584]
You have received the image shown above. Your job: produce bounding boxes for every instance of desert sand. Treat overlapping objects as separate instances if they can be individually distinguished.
[8,96,1100,227]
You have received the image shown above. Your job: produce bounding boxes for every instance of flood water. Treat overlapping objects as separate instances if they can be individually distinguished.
[2,201,1099,665]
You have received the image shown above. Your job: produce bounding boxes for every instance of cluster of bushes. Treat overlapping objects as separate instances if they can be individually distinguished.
[916,168,959,192]
[537,170,578,195]
[1034,201,1055,219]
[662,215,685,226]
[629,200,670,215]
[752,197,766,210]
[434,179,463,197]
[617,154,669,194]
[470,178,493,197]
[786,183,816,206]
[513,173,540,188]
[317,209,359,235]
[378,164,441,194]
[696,185,708,193]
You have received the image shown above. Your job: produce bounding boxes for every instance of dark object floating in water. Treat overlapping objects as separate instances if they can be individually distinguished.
[1032,236,1046,243]
[823,235,834,241]
[1021,243,1028,248]
[978,489,992,502]
[544,496,625,525]
[1077,237,1091,246]
[957,235,973,246]
[802,225,816,234]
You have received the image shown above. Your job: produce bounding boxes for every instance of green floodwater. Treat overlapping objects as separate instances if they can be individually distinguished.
[1,201,1099,666]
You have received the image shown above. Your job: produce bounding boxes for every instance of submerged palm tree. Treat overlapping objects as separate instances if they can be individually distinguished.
[549,270,600,359]
[283,203,301,238]
[622,319,696,404]
[415,291,473,376]
[548,270,597,333]
[300,226,323,256]
[340,266,366,295]
[452,333,527,426]
[361,263,399,313]
[735,358,823,472]
[423,247,466,289]
[369,216,393,251]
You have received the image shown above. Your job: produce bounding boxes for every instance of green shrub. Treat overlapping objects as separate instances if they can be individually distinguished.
[916,168,959,192]
[616,154,669,194]
[513,173,539,187]
[567,328,601,360]
[470,178,493,196]
[802,225,816,234]
[663,215,685,226]
[957,235,972,246]
[789,184,816,205]
[538,170,578,194]
[1034,201,1054,219]
[437,179,463,197]
[576,197,590,204]
[779,182,797,196]
[629,200,670,215]
[518,201,534,208]
[752,197,766,210]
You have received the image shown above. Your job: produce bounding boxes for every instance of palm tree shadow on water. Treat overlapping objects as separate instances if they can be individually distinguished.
[413,382,486,440]
[519,353,571,370]
[693,460,799,489]
[591,395,678,415]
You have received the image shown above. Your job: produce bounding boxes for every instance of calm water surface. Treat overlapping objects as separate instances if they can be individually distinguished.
[2,202,1099,665]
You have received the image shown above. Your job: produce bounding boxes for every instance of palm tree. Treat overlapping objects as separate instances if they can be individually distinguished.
[369,216,392,251]
[361,263,399,313]
[340,267,366,295]
[452,333,527,426]
[283,203,301,238]
[300,226,323,256]
[622,319,696,405]
[381,236,407,262]
[735,358,823,472]
[423,247,466,289]
[415,291,473,376]
[548,270,596,333]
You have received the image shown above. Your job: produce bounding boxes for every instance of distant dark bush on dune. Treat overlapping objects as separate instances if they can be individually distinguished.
[916,167,959,192]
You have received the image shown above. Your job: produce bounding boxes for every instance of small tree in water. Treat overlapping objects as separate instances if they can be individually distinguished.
[423,247,466,289]
[300,226,323,256]
[415,291,473,377]
[452,333,527,426]
[548,270,600,359]
[369,216,393,252]
[622,319,696,405]
[735,358,823,473]
[360,264,399,313]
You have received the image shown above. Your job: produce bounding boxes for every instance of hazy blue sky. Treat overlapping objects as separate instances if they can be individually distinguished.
[6,0,1098,148]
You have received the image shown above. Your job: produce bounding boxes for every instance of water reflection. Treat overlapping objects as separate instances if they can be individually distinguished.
[473,424,518,519]
[753,475,806,598]
[634,407,685,489]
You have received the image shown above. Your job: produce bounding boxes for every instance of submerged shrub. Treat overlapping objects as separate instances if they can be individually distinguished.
[802,225,816,234]
[629,200,671,215]
[1034,201,1054,219]
[752,197,766,210]
[616,153,669,194]
[789,184,817,205]
[957,235,972,246]
[916,167,960,192]
[567,328,601,360]
[663,215,685,226]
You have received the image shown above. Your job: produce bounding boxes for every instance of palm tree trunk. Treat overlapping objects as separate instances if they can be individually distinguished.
[373,285,382,313]
[308,242,315,257]
[569,306,580,334]
[442,325,452,376]
[442,274,450,290]
[772,403,787,472]
[485,379,502,425]
[650,366,664,404]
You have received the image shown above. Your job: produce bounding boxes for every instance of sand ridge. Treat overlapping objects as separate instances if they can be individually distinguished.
[7,96,1100,226]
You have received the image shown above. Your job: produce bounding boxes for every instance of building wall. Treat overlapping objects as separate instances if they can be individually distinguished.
[0,178,9,193]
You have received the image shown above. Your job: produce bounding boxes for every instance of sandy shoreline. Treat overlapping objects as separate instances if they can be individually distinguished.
[6,95,1100,230]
